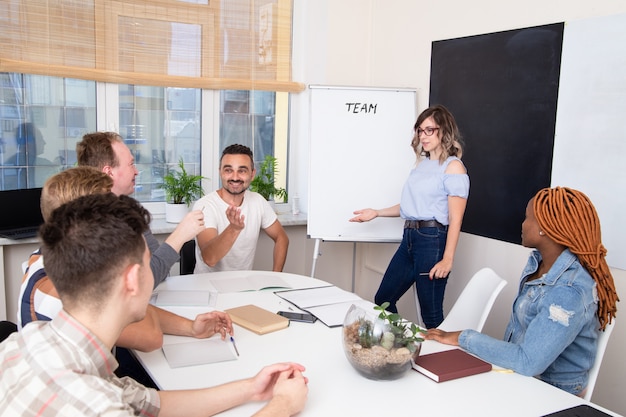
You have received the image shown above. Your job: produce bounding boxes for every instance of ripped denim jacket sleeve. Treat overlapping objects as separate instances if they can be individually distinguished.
[459,249,598,395]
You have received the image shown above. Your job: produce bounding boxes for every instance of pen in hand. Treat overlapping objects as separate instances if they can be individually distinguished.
[230,336,240,356]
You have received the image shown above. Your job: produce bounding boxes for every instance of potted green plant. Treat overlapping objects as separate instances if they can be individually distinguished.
[161,158,206,223]
[250,155,288,203]
[343,302,425,380]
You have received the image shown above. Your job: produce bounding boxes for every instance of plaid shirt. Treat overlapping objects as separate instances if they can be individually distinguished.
[0,311,160,416]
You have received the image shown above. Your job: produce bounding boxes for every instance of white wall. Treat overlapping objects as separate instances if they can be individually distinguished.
[292,0,626,413]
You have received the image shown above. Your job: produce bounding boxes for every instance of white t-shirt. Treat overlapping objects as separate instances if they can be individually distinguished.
[193,190,277,273]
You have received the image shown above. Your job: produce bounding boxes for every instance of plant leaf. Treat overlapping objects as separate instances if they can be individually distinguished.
[160,157,206,205]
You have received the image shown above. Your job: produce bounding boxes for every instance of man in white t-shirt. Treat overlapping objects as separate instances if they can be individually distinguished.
[193,144,288,273]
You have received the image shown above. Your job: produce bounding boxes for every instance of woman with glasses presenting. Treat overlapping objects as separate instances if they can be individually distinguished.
[350,105,469,328]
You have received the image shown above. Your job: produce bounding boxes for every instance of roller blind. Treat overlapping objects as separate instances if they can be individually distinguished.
[0,0,304,93]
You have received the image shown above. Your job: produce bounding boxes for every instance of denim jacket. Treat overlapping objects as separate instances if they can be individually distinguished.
[459,249,599,395]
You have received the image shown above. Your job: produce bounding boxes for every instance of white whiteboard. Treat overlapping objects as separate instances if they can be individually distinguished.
[552,13,626,270]
[307,86,417,242]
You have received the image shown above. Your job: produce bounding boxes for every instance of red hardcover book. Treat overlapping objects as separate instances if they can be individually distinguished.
[412,348,492,382]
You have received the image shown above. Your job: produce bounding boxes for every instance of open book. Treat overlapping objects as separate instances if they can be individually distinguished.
[274,286,367,327]
[274,285,362,309]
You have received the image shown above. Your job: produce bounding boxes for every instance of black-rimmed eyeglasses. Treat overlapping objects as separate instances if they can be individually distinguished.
[417,127,440,137]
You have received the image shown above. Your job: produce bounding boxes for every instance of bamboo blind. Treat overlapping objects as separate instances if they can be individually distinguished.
[0,0,304,92]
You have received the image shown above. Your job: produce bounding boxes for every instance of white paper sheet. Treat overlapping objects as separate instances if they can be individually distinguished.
[305,299,378,327]
[162,338,238,368]
[153,290,215,306]
[209,274,291,293]
[274,286,362,309]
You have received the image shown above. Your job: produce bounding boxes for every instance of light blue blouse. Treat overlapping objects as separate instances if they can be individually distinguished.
[399,156,470,225]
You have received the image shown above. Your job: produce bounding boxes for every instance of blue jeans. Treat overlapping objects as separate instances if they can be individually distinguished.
[374,226,448,329]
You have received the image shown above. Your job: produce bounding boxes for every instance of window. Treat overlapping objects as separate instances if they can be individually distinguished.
[0,73,288,204]
[220,90,276,163]
[2,1,299,203]
[118,84,202,202]
[220,90,289,199]
[0,73,96,190]
[3,1,301,91]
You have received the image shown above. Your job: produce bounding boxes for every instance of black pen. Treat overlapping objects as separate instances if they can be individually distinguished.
[230,336,240,356]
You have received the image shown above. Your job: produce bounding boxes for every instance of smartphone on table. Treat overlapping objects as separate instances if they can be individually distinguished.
[277,311,317,323]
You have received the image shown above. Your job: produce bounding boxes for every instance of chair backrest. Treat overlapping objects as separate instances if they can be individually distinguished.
[0,320,18,343]
[437,267,507,332]
[179,239,196,275]
[584,319,616,401]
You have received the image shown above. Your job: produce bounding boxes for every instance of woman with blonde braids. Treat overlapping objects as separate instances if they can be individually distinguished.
[425,187,618,396]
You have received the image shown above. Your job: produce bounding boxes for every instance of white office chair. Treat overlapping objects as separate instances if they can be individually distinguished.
[417,267,506,332]
[584,319,616,401]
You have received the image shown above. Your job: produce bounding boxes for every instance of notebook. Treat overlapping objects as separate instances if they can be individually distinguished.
[152,290,215,307]
[0,188,44,239]
[162,338,238,368]
[412,348,492,382]
[225,304,289,335]
[542,405,613,417]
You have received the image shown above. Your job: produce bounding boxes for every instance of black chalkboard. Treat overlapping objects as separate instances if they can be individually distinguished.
[429,23,564,244]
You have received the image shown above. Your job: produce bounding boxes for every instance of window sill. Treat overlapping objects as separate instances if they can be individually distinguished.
[0,211,307,247]
[150,211,307,235]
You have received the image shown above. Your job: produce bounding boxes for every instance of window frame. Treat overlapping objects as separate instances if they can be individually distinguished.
[99,83,288,216]
[0,74,290,216]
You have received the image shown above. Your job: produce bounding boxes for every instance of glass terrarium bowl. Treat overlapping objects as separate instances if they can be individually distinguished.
[342,304,422,380]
